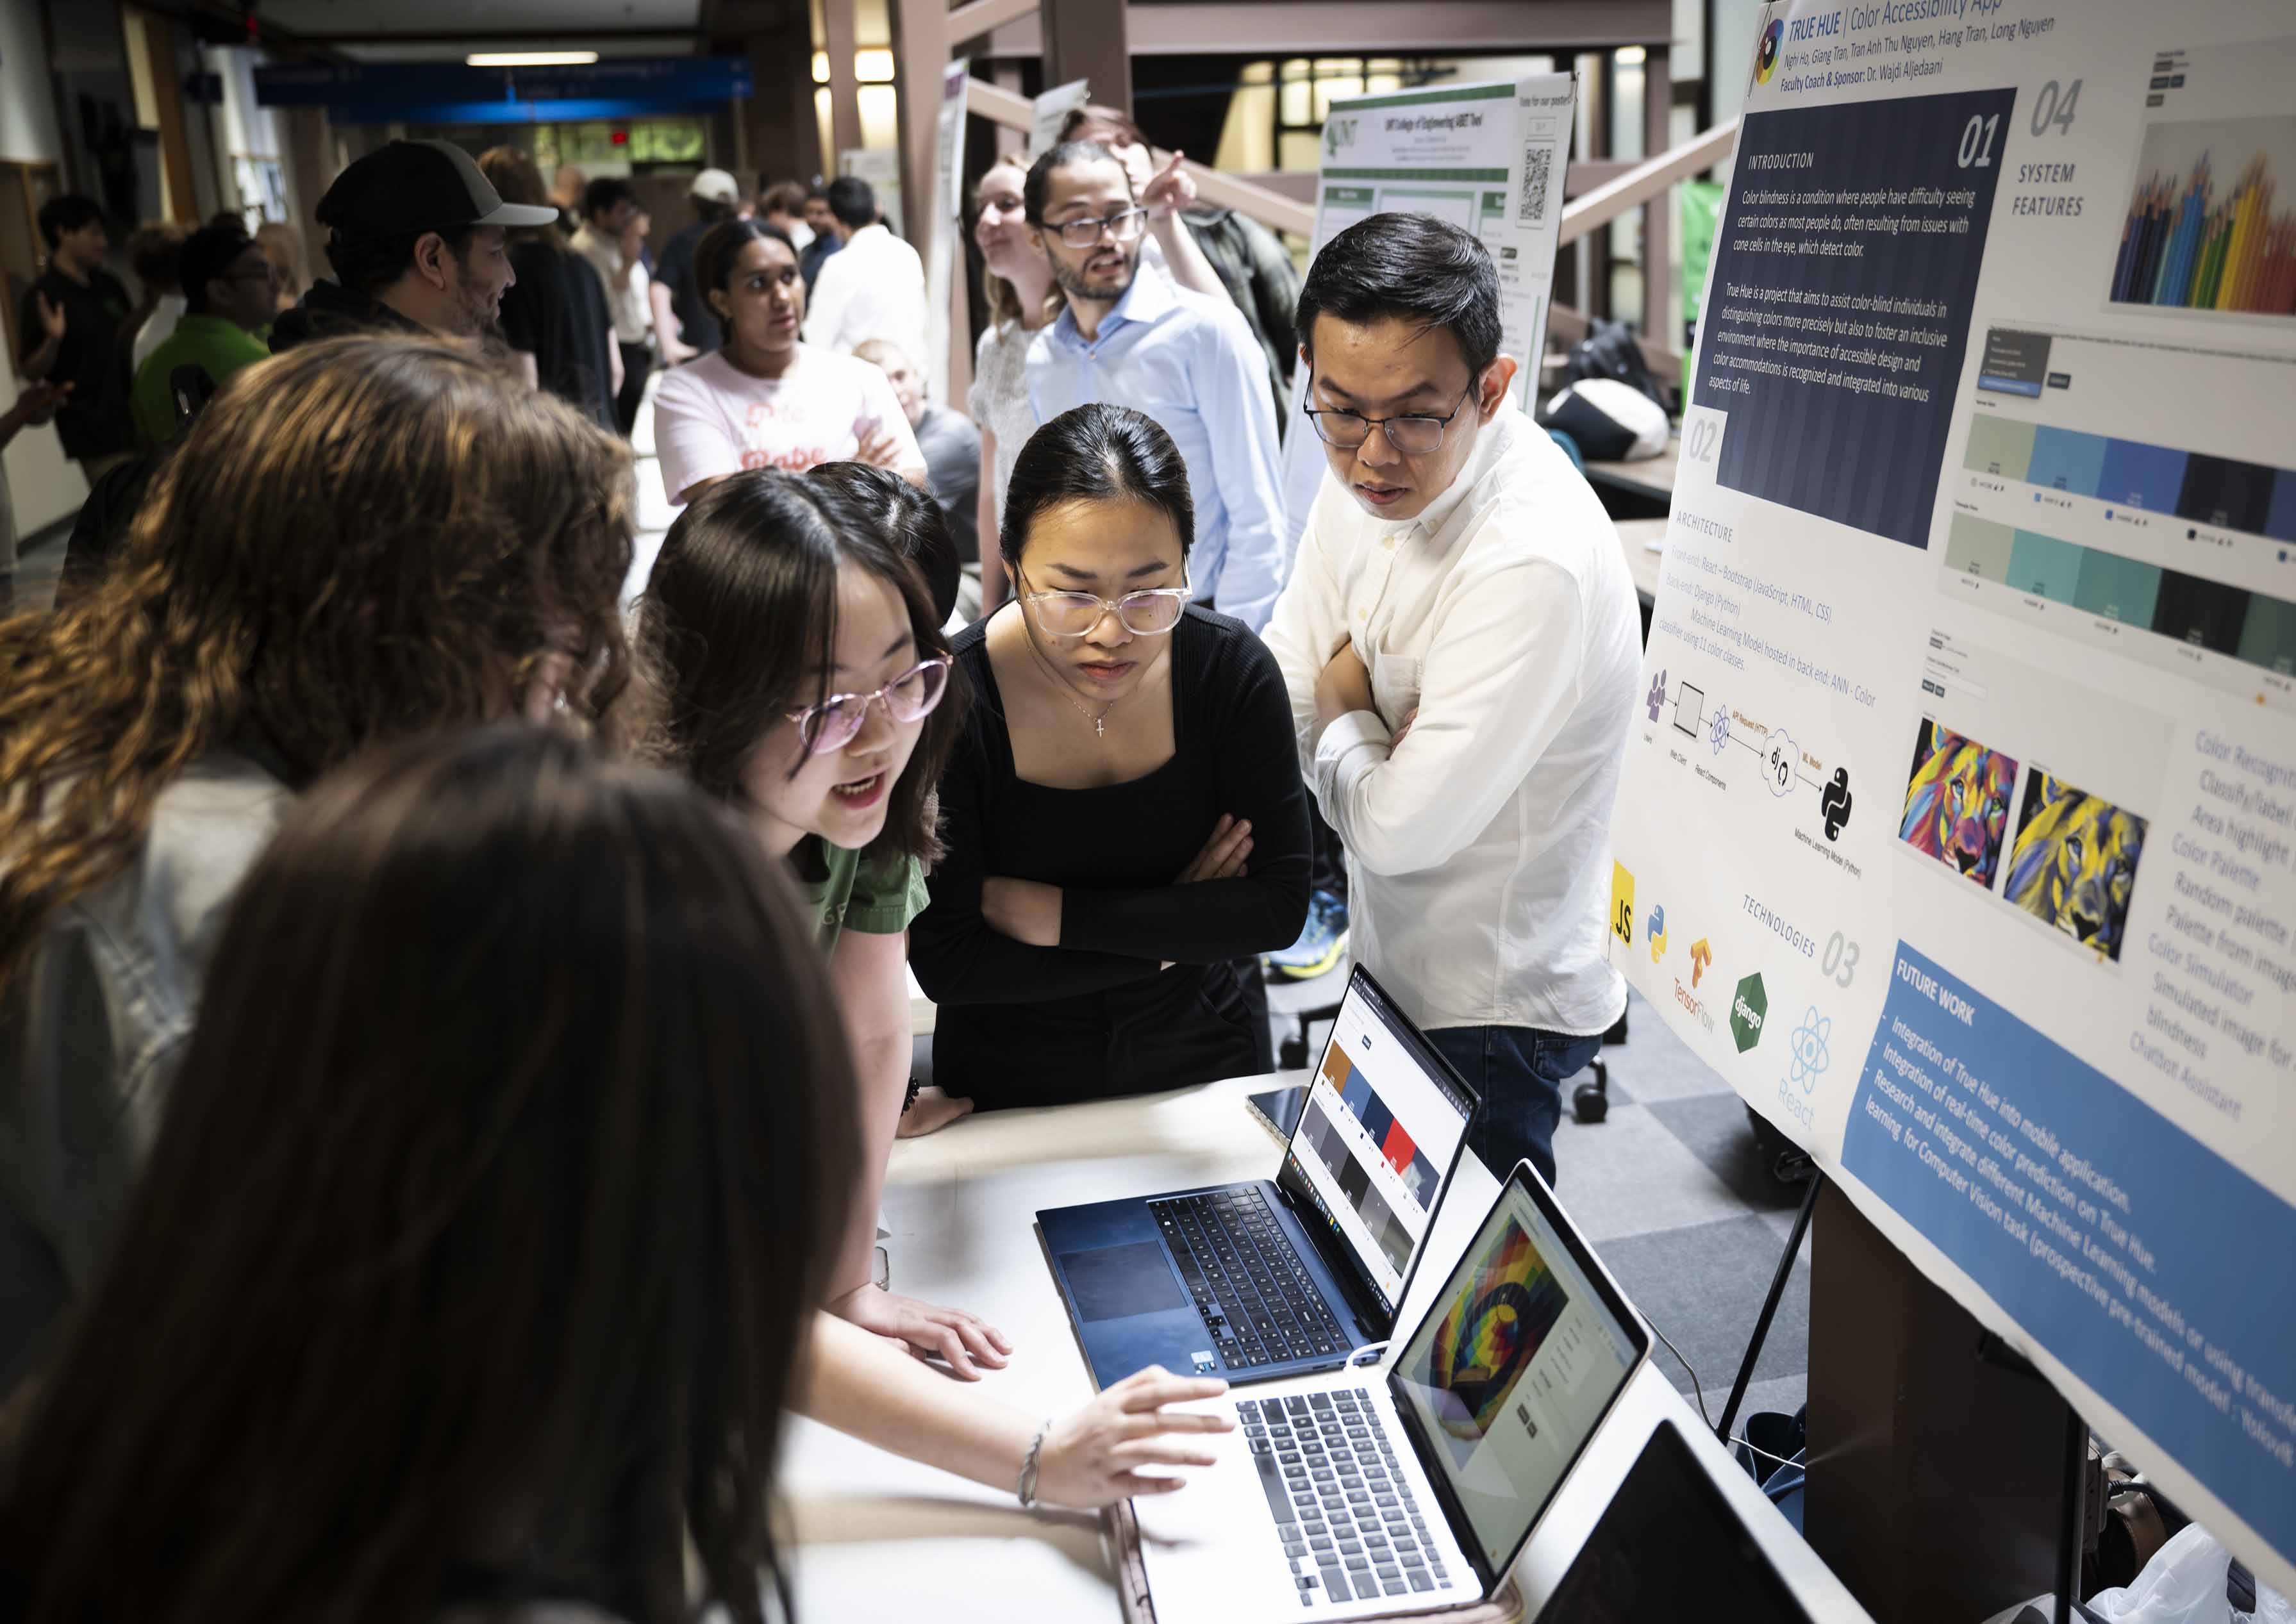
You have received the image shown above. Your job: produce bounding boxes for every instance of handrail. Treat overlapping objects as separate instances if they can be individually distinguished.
[945,0,1036,44]
[1559,117,1738,247]
[965,78,1316,238]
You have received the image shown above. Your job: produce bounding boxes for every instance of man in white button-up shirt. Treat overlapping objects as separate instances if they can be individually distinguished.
[1263,214,1640,1188]
[800,176,929,366]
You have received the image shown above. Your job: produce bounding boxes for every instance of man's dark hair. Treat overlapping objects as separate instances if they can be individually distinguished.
[691,195,737,228]
[1295,213,1502,378]
[822,176,876,231]
[37,194,104,252]
[178,223,256,316]
[323,224,477,299]
[1022,140,1125,228]
[758,179,808,218]
[582,176,636,219]
[804,183,829,203]
[999,402,1192,567]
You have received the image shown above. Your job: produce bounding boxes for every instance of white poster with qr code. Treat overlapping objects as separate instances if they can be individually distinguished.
[1278,74,1577,548]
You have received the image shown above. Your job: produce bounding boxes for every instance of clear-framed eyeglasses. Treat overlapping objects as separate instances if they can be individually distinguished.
[1050,208,1149,249]
[1022,568,1192,638]
[1302,382,1478,456]
[786,654,954,754]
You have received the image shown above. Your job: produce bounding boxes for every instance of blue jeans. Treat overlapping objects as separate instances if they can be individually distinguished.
[1424,1025,1603,1191]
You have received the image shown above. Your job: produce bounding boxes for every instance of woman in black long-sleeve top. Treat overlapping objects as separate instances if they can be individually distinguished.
[911,404,1310,1109]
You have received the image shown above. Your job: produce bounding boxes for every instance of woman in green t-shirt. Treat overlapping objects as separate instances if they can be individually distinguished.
[635,466,1006,1374]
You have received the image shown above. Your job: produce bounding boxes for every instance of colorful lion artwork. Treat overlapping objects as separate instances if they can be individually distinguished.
[1415,1218,1568,1457]
[2006,772,2147,963]
[1899,721,2019,888]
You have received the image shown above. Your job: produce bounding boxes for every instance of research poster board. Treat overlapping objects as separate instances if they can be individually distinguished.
[1031,78,1090,158]
[1608,0,2296,1590]
[1279,74,1576,548]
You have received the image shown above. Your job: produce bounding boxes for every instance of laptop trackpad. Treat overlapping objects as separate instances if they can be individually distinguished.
[1066,1241,1188,1322]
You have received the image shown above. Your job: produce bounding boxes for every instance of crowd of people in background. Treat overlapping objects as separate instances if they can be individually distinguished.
[0,118,1640,1619]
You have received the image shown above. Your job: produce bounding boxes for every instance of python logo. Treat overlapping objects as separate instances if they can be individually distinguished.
[1756,17,1784,84]
[1689,937,1713,988]
[1647,904,1668,963]
[1822,767,1854,841]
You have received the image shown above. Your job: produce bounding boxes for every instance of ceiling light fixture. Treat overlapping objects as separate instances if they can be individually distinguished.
[467,51,601,67]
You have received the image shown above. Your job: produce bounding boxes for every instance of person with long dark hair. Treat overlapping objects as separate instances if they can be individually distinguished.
[651,217,924,506]
[478,146,622,431]
[910,404,1310,1107]
[633,468,994,1370]
[0,727,1234,1623]
[0,334,634,1381]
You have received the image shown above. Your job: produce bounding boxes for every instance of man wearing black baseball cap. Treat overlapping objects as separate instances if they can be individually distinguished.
[272,139,560,352]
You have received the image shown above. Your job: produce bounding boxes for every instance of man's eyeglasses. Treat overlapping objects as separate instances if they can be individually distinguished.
[1048,208,1148,249]
[1302,383,1478,456]
[1022,568,1191,638]
[786,654,954,754]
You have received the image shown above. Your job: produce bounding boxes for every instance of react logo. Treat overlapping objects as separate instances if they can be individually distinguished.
[1647,904,1668,962]
[1710,702,1731,756]
[1689,937,1713,988]
[1646,670,1668,724]
[1610,861,1636,949]
[1822,767,1854,841]
[1756,17,1784,84]
[1729,972,1768,1054]
[1788,1004,1832,1094]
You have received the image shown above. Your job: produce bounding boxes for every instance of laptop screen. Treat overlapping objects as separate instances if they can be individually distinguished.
[1389,1167,1647,1578]
[1275,970,1474,1323]
[1543,1420,1813,1621]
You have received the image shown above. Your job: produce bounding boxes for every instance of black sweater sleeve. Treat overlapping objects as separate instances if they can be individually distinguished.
[908,700,1165,1006]
[1059,618,1312,963]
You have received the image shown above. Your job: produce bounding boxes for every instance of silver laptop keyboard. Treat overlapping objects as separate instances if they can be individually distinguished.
[1150,1190,1347,1368]
[1238,1389,1456,1605]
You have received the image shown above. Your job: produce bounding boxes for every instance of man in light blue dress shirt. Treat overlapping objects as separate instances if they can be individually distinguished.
[1022,141,1290,631]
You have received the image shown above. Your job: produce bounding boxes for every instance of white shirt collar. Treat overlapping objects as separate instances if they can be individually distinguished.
[1374,395,1522,546]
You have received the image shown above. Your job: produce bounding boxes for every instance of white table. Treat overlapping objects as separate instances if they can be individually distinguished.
[779,1072,1872,1622]
[907,965,936,1036]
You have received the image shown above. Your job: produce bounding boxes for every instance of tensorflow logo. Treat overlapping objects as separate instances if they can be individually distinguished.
[1689,937,1713,988]
[1756,17,1784,84]
[1730,972,1768,1054]
[1647,904,1668,962]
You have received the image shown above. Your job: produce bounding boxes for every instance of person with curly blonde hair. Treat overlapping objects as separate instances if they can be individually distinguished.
[0,333,634,1374]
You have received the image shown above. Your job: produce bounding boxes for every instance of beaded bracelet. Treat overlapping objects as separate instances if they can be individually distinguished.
[1017,1420,1051,1507]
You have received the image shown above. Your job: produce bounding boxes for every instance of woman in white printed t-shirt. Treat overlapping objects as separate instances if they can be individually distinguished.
[653,218,928,506]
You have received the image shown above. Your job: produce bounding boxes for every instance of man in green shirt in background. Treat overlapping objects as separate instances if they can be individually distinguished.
[131,223,278,447]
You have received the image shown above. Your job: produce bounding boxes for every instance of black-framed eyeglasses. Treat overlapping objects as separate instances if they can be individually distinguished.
[1302,383,1477,456]
[1020,566,1192,638]
[785,654,953,754]
[1049,208,1148,249]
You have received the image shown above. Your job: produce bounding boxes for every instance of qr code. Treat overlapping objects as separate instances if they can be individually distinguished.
[1518,147,1552,224]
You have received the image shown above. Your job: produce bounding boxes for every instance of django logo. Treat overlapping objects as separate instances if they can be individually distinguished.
[1729,972,1768,1054]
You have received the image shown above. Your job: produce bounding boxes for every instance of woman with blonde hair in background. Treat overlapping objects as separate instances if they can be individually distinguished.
[0,333,635,1384]
[967,154,1061,612]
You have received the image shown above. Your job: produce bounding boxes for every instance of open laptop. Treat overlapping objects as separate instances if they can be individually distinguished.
[1038,966,1477,1388]
[1537,1418,1815,1622]
[1133,1158,1650,1619]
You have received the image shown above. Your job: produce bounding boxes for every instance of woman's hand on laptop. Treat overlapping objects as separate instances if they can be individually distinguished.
[1039,1367,1236,1507]
[832,1282,1011,1379]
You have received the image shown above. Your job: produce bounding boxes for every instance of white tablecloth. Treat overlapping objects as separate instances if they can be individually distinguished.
[779,1071,1871,1622]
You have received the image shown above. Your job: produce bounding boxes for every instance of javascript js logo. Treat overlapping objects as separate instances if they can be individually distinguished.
[1756,18,1785,85]
[1610,862,1635,949]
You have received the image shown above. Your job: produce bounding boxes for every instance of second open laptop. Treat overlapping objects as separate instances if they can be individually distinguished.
[1037,965,1478,1389]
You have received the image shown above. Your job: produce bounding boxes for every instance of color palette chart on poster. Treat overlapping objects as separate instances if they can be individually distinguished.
[1606,0,2296,1592]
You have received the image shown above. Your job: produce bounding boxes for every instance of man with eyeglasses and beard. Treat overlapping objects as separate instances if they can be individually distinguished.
[1261,213,1640,1196]
[1021,141,1288,633]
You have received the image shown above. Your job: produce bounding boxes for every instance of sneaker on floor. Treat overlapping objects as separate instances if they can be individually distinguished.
[1265,890,1348,981]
